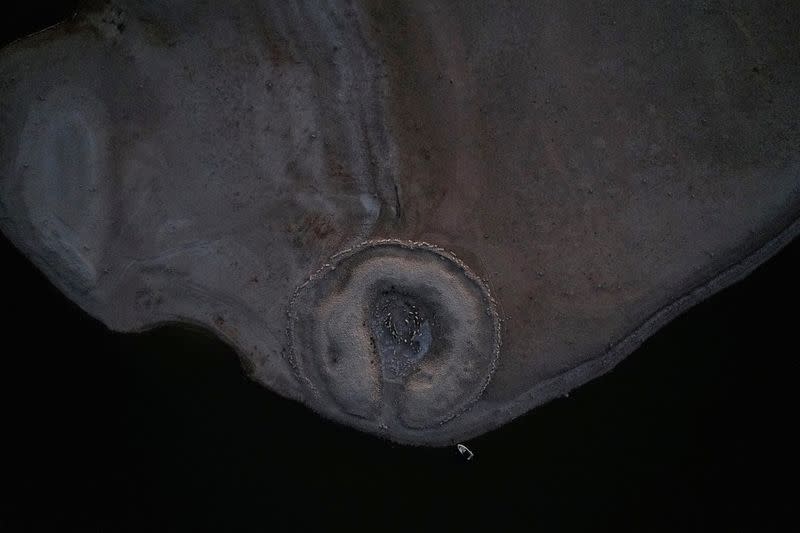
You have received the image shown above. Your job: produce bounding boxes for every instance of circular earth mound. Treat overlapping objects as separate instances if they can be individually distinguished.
[288,240,501,440]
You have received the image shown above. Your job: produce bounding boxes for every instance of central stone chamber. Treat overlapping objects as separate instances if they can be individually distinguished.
[369,286,435,382]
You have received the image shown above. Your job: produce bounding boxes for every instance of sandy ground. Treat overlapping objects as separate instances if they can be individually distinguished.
[0,0,798,444]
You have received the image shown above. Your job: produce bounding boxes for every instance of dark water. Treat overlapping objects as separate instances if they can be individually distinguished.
[2,5,799,531]
[4,234,798,533]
